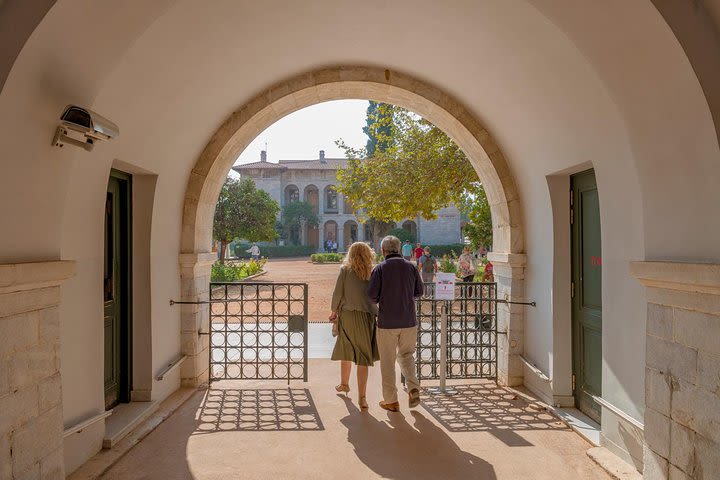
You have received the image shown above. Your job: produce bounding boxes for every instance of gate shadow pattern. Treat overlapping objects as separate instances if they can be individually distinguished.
[195,388,324,432]
[420,382,567,439]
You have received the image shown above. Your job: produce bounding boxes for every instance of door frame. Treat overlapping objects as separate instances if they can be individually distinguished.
[106,169,133,408]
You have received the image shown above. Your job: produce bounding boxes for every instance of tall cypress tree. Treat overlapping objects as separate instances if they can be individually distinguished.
[363,101,393,157]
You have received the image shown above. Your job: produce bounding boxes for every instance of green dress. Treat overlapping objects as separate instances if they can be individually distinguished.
[330,266,380,366]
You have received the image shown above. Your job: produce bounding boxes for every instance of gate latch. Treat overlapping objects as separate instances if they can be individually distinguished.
[288,315,306,332]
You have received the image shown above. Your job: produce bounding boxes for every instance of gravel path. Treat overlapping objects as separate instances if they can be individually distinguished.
[261,257,342,322]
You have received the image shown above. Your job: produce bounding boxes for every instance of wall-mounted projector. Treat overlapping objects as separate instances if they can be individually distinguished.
[52,105,119,152]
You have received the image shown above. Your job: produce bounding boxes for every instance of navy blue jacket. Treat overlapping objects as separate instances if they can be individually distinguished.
[367,254,424,329]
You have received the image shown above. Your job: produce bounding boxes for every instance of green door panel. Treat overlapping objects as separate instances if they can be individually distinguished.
[104,172,132,410]
[571,169,602,424]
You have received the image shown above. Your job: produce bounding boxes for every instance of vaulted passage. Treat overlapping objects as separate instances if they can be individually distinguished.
[1,1,719,479]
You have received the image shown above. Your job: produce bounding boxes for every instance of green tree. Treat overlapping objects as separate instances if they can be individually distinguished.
[363,101,393,157]
[338,104,477,221]
[459,183,493,249]
[213,177,279,262]
[337,103,491,246]
[280,201,319,245]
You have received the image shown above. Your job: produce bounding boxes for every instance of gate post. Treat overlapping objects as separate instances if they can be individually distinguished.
[179,252,216,387]
[488,252,527,387]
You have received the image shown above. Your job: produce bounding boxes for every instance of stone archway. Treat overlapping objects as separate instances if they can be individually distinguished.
[303,185,320,214]
[179,66,526,387]
[343,220,359,248]
[323,221,338,251]
[402,220,418,241]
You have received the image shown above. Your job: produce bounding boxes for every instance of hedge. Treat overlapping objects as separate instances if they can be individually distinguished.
[311,253,343,263]
[233,243,316,258]
[421,243,465,258]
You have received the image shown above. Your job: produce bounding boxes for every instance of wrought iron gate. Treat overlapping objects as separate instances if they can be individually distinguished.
[209,282,308,383]
[415,282,497,381]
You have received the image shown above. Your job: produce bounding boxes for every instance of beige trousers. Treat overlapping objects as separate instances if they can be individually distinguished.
[376,326,420,404]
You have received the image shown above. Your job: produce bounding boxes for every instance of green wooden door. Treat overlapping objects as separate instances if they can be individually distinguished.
[571,169,602,423]
[104,172,132,410]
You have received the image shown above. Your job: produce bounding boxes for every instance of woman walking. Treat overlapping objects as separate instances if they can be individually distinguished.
[329,242,379,409]
[458,246,477,283]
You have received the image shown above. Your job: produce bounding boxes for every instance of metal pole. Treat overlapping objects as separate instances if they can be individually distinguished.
[430,300,456,395]
[439,301,447,391]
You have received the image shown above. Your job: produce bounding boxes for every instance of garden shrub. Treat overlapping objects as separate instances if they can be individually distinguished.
[311,253,344,263]
[233,243,315,258]
[211,258,266,282]
[438,253,458,274]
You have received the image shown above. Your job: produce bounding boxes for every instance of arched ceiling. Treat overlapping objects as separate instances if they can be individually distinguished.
[0,0,718,261]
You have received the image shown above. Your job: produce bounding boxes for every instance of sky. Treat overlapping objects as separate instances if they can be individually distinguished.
[234,100,370,166]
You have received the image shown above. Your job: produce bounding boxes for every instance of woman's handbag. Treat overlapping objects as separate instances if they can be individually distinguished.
[330,267,346,338]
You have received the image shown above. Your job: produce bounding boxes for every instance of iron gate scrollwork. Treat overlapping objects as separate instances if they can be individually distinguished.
[415,282,497,380]
[209,282,308,383]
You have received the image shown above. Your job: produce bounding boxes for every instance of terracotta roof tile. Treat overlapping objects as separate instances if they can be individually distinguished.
[232,161,287,171]
[278,158,350,170]
[232,157,353,172]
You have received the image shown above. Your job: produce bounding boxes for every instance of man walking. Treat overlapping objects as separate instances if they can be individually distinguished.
[246,242,261,260]
[417,247,437,283]
[368,235,424,412]
[401,239,413,260]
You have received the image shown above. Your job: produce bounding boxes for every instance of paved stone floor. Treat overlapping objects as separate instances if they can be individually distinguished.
[261,258,342,322]
[101,360,610,480]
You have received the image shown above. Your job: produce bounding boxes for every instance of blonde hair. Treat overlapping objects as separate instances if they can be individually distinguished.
[344,242,374,281]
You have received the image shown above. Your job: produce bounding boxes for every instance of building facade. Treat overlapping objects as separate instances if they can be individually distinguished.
[233,150,463,252]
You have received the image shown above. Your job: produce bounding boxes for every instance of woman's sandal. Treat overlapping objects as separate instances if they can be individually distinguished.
[335,384,350,394]
[359,396,368,409]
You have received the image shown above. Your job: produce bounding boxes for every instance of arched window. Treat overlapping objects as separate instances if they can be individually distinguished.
[304,185,319,214]
[344,220,358,247]
[324,186,338,213]
[285,185,299,204]
[402,220,417,241]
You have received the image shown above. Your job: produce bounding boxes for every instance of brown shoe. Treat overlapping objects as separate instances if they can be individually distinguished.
[379,401,400,412]
[409,388,420,408]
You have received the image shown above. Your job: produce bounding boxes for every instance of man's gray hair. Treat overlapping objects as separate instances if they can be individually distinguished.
[381,235,402,255]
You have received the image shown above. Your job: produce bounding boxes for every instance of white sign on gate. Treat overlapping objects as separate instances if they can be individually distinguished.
[435,272,456,300]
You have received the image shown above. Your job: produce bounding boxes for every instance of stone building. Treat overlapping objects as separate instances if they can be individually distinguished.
[232,150,463,251]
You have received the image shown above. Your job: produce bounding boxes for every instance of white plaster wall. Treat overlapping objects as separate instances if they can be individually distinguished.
[1,0,718,472]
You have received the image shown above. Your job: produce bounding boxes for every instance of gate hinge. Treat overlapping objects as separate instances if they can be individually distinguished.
[570,208,574,225]
[571,281,575,298]
[572,374,576,391]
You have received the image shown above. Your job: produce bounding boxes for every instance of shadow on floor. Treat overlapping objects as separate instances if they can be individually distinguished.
[195,387,324,432]
[340,397,497,480]
[420,383,568,446]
